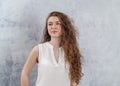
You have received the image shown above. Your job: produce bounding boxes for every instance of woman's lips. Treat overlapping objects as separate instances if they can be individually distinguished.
[51,31,58,33]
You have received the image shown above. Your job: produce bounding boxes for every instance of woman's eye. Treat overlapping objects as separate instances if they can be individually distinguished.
[56,22,61,25]
[48,23,52,26]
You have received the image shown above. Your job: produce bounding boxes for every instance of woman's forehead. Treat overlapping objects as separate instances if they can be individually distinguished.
[47,16,60,22]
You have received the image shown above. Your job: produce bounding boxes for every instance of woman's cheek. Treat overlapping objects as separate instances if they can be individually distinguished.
[48,29,51,35]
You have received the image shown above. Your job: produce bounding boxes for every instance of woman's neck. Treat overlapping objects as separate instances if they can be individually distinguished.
[49,37,61,48]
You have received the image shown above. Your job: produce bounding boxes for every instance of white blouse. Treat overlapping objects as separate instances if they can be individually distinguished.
[35,42,70,86]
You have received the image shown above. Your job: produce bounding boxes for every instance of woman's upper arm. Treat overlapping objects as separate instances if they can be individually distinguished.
[22,45,39,76]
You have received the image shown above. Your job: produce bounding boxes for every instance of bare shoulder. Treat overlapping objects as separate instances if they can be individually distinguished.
[29,45,39,63]
[31,45,39,57]
[32,45,39,53]
[21,45,39,74]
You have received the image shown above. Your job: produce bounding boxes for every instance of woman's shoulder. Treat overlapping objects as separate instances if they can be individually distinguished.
[32,45,39,54]
[38,42,48,47]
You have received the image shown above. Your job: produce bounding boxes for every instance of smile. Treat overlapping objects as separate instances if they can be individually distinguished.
[51,31,58,33]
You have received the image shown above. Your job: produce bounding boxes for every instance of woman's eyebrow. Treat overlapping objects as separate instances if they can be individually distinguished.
[48,21,52,23]
[56,20,60,22]
[48,21,61,23]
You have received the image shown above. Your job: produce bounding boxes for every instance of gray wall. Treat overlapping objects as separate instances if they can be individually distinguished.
[0,0,120,86]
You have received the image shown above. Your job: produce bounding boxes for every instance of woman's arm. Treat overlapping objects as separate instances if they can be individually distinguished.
[21,45,39,86]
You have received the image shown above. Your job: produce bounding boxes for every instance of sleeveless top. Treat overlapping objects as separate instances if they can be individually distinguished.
[35,42,70,86]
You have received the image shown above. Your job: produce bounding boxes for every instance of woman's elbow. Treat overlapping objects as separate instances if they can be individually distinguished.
[21,70,29,86]
[21,69,28,78]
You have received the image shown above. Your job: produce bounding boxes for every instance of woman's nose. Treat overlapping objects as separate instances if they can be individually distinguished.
[52,24,57,29]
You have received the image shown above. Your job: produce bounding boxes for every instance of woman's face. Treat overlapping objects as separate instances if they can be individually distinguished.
[47,16,62,38]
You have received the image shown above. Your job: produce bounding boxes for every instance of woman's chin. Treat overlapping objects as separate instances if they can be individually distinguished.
[51,35,61,38]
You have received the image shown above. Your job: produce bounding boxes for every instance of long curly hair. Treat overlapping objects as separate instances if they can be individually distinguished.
[41,11,82,85]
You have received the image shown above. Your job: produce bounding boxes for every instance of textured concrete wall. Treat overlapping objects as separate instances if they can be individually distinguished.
[0,0,120,86]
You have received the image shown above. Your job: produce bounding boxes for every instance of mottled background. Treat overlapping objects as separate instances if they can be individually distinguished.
[0,0,120,86]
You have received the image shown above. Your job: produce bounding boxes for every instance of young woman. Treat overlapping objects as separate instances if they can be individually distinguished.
[21,11,82,86]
